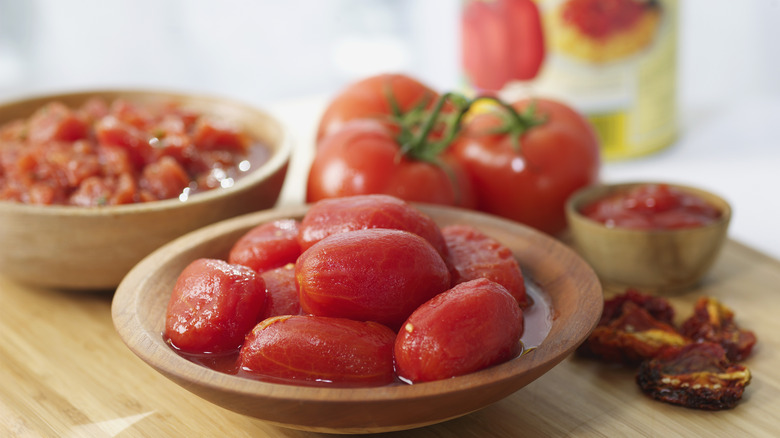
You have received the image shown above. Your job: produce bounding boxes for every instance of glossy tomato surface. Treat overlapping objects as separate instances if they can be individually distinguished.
[581,184,723,230]
[307,119,475,208]
[164,258,266,354]
[258,264,301,320]
[316,73,441,143]
[297,194,449,259]
[296,228,450,330]
[442,224,528,308]
[450,98,600,235]
[239,315,397,386]
[227,219,301,273]
[395,278,524,383]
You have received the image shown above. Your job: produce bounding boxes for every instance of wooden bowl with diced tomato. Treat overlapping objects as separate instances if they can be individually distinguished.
[111,203,603,433]
[0,89,292,290]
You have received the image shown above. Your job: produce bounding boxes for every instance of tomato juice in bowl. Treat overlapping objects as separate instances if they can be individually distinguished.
[566,182,731,294]
[0,89,292,290]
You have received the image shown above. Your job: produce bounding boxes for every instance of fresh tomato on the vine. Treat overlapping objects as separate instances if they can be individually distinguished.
[316,73,444,144]
[307,93,476,208]
[449,98,600,235]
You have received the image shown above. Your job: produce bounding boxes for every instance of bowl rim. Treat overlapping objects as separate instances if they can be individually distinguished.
[112,203,603,405]
[0,88,294,216]
[565,180,733,234]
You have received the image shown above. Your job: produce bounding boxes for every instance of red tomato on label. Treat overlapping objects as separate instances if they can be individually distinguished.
[307,119,476,209]
[442,224,528,308]
[228,219,302,273]
[239,315,397,386]
[395,278,524,383]
[449,98,600,235]
[462,0,546,91]
[297,194,449,260]
[296,228,450,331]
[164,258,266,354]
[316,73,441,143]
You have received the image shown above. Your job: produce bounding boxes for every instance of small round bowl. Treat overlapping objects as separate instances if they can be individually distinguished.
[112,204,602,434]
[0,90,292,290]
[566,182,732,294]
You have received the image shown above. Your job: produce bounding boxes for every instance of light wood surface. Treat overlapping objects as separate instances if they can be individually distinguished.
[2,238,777,437]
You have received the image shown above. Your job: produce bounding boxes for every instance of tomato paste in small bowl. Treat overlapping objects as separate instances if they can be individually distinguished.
[566,182,731,294]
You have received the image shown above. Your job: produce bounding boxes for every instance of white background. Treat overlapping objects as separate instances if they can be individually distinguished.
[1,0,779,259]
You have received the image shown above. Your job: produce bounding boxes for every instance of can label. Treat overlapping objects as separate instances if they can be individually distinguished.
[462,0,678,160]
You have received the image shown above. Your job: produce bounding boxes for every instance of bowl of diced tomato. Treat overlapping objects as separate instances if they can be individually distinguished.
[566,182,732,294]
[0,89,292,290]
[112,195,602,433]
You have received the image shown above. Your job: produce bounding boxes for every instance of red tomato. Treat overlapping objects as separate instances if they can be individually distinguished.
[449,98,600,235]
[27,102,88,143]
[228,219,302,273]
[239,315,397,386]
[297,194,449,260]
[307,119,476,208]
[164,258,266,354]
[462,0,545,91]
[442,224,528,308]
[316,73,441,143]
[258,264,301,320]
[580,184,723,230]
[395,278,524,383]
[296,228,450,330]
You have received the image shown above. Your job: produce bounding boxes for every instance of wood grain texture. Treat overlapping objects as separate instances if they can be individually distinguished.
[2,238,777,437]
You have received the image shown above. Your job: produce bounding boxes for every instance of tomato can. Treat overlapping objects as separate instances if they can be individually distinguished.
[461,0,678,160]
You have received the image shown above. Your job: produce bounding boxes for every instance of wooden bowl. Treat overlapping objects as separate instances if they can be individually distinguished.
[0,90,292,290]
[566,182,732,294]
[112,204,603,434]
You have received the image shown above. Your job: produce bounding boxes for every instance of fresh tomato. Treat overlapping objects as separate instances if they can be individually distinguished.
[442,224,528,308]
[316,73,442,143]
[395,278,524,383]
[307,118,476,208]
[239,315,397,386]
[296,228,450,331]
[462,0,546,91]
[449,98,600,235]
[228,219,302,273]
[164,258,266,354]
[297,194,449,259]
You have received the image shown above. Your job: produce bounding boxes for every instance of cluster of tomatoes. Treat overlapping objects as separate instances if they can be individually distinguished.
[165,194,529,386]
[307,73,601,235]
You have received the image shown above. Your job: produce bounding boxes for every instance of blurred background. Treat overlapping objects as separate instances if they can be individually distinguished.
[1,0,779,256]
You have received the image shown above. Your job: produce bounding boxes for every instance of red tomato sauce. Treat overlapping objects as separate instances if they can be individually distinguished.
[562,0,647,39]
[0,98,269,206]
[581,184,722,230]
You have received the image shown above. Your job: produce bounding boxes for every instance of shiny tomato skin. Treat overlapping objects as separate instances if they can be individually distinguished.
[228,219,302,273]
[296,228,450,331]
[258,264,301,320]
[450,98,600,235]
[316,73,440,143]
[395,278,524,383]
[165,258,266,354]
[442,224,528,308]
[297,194,449,259]
[307,120,476,209]
[239,315,397,386]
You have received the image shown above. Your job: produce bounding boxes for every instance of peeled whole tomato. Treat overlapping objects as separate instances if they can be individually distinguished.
[239,315,397,386]
[395,278,524,383]
[295,228,451,331]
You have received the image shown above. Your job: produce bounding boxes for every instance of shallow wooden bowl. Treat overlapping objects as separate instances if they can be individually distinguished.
[0,90,292,290]
[112,204,602,434]
[566,182,731,294]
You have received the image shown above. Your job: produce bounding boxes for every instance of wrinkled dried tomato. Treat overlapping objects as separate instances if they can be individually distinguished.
[599,288,675,327]
[680,297,757,362]
[636,342,751,410]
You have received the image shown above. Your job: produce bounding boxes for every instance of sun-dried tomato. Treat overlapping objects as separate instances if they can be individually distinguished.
[636,342,751,410]
[582,301,689,364]
[680,297,757,362]
[599,288,675,327]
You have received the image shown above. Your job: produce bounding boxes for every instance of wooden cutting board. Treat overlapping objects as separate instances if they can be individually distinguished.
[1,239,778,437]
